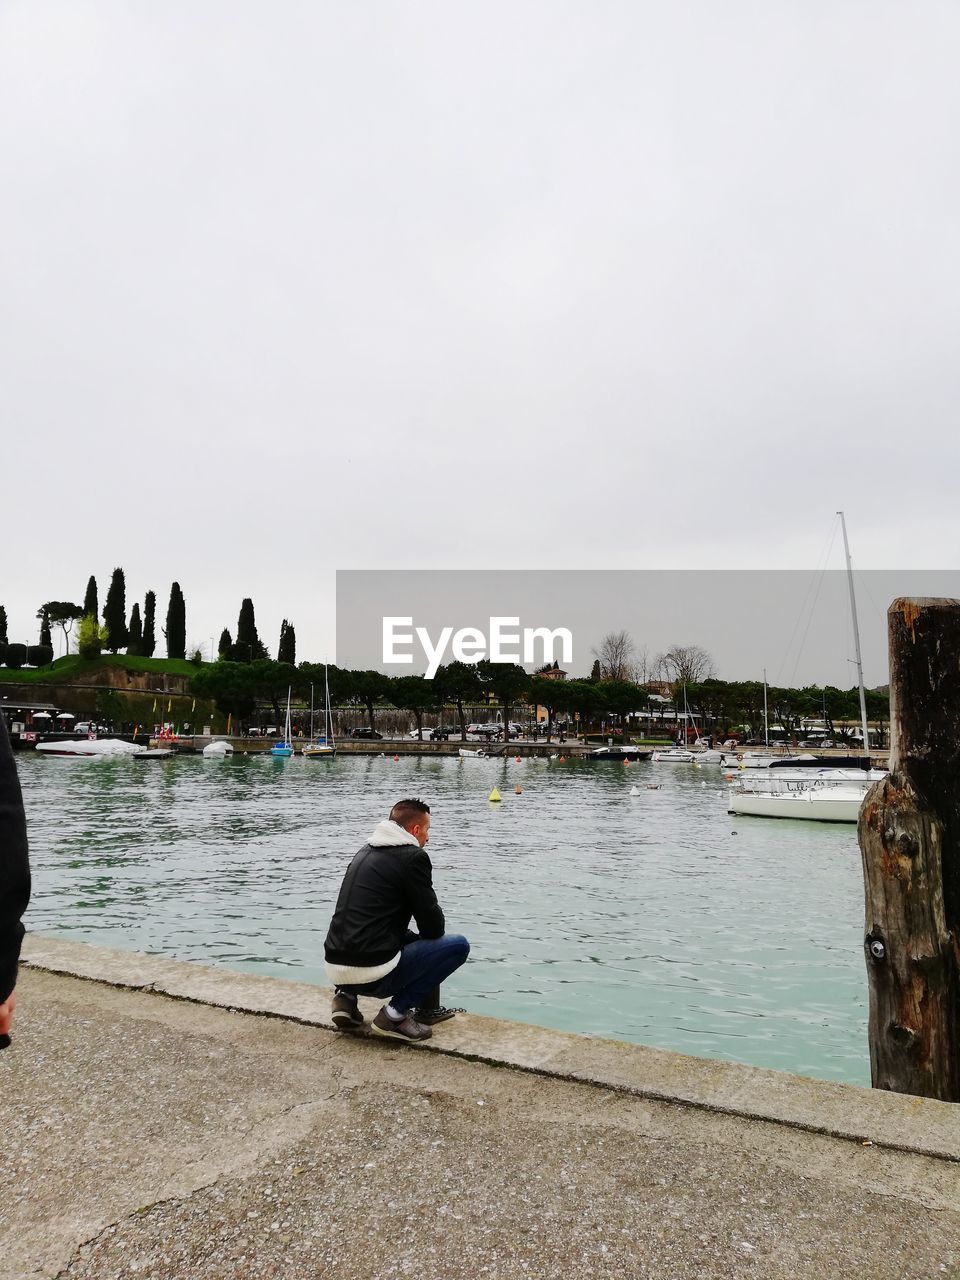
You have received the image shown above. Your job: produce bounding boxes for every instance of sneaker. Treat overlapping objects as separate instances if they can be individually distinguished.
[411,1005,463,1025]
[370,1007,432,1043]
[331,992,364,1030]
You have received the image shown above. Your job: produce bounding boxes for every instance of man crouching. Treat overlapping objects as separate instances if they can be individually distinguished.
[324,798,469,1043]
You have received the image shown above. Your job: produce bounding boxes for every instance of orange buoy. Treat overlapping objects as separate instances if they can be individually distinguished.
[559,755,566,762]
[515,756,521,763]
[393,754,400,762]
[515,783,522,794]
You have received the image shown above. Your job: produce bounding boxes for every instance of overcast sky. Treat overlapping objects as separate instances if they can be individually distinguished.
[2,2,958,671]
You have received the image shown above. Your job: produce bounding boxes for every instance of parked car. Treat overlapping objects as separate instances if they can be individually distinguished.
[472,724,502,739]
[350,727,383,740]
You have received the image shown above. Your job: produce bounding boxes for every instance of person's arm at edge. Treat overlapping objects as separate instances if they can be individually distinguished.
[0,716,31,1007]
[406,849,444,940]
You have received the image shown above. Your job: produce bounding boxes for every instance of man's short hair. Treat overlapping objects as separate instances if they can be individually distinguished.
[390,798,431,829]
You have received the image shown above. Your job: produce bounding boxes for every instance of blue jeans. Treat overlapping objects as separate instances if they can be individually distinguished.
[336,933,470,1014]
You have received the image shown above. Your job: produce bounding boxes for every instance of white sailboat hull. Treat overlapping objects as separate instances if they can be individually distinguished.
[728,785,868,822]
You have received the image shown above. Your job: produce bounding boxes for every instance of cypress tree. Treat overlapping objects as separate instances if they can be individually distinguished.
[236,598,266,661]
[142,591,156,657]
[39,608,52,648]
[0,605,7,644]
[590,659,602,682]
[128,603,143,655]
[218,628,232,658]
[164,583,186,660]
[277,619,296,666]
[83,575,98,619]
[103,567,128,653]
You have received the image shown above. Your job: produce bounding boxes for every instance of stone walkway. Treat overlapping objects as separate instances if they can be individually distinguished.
[3,939,959,1280]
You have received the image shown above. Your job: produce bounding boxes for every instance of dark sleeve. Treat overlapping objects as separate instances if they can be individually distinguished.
[0,718,30,1002]
[405,849,445,940]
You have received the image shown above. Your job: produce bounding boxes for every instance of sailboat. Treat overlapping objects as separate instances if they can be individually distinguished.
[652,684,713,761]
[728,512,877,821]
[303,666,337,760]
[270,688,294,758]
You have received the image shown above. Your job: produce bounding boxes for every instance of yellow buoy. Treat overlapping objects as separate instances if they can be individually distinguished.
[488,787,502,802]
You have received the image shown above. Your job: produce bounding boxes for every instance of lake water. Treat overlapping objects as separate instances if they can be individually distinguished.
[18,751,870,1084]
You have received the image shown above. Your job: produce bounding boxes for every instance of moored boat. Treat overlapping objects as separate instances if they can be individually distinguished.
[733,767,886,794]
[589,746,652,761]
[36,738,146,758]
[271,688,295,758]
[304,666,337,760]
[728,784,869,822]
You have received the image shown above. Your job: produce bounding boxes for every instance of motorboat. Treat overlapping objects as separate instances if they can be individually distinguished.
[728,784,870,823]
[588,746,652,761]
[651,749,696,763]
[721,751,809,770]
[733,767,886,795]
[36,738,146,758]
[202,740,234,758]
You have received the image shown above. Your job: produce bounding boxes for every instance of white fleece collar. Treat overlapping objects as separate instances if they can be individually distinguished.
[368,818,421,848]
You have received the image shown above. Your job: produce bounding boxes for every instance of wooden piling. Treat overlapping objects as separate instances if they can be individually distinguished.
[859,598,960,1099]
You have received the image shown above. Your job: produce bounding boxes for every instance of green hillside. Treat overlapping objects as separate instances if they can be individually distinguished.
[0,654,203,684]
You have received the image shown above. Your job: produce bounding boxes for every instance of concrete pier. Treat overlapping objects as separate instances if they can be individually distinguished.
[4,936,958,1279]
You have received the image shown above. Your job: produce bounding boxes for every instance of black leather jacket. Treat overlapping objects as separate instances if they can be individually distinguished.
[0,718,30,1002]
[324,840,445,968]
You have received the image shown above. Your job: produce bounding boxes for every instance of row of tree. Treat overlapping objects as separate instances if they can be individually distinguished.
[0,604,51,668]
[214,599,296,665]
[190,656,889,744]
[6,572,183,662]
[1,578,296,670]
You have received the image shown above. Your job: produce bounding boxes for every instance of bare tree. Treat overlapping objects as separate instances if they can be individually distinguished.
[658,644,716,685]
[634,643,650,685]
[592,630,637,682]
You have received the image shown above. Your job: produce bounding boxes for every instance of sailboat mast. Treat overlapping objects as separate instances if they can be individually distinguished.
[763,668,769,747]
[838,511,871,755]
[310,683,314,741]
[325,664,333,745]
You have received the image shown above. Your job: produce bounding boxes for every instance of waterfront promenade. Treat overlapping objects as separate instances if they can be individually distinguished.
[4,938,959,1279]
